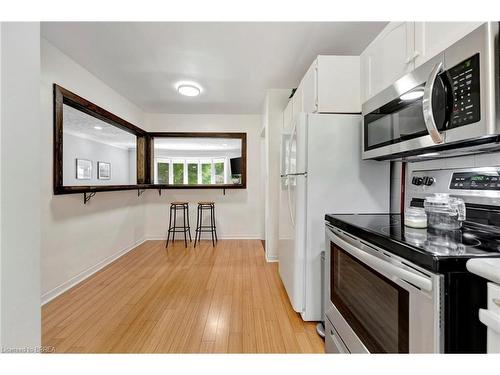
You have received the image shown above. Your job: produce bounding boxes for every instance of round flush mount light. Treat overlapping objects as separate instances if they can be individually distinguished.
[94,126,103,130]
[400,89,424,101]
[176,81,202,97]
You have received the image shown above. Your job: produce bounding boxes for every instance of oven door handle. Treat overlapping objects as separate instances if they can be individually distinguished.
[422,61,445,145]
[479,309,500,334]
[328,228,433,292]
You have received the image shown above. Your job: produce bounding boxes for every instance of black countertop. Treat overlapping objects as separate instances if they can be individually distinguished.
[325,213,500,273]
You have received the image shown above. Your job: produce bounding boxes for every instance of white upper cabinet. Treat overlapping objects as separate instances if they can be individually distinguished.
[283,54,361,122]
[283,97,293,129]
[316,55,360,113]
[301,61,317,114]
[360,22,415,103]
[291,84,303,119]
[360,22,486,103]
[301,55,361,113]
[414,22,484,67]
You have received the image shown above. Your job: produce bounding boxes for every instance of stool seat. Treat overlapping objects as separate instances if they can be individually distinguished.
[194,202,218,247]
[166,202,192,249]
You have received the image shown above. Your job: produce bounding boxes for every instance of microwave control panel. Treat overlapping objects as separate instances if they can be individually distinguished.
[449,170,500,190]
[448,53,481,128]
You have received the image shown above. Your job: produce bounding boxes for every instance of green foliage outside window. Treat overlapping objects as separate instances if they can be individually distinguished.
[173,163,184,184]
[157,162,169,184]
[201,163,212,184]
[214,162,224,184]
[188,163,198,185]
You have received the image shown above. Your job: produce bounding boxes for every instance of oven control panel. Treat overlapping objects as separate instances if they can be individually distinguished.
[408,167,500,208]
[448,53,481,128]
[450,170,500,190]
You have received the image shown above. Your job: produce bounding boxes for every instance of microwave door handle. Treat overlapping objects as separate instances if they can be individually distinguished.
[328,229,433,292]
[422,61,445,144]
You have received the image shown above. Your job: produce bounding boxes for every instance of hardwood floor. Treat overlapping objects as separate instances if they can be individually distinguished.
[42,239,324,353]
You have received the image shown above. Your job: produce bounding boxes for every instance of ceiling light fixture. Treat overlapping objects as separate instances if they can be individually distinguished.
[94,126,103,130]
[400,89,424,101]
[176,81,202,97]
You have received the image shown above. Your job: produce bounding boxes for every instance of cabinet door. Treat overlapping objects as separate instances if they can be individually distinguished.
[361,22,415,102]
[317,55,360,113]
[291,84,303,119]
[283,99,293,129]
[414,22,484,68]
[301,59,317,113]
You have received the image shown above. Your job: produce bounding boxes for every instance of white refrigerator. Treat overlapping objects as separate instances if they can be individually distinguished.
[278,113,390,321]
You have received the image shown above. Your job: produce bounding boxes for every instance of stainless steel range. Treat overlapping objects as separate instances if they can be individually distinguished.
[324,166,500,353]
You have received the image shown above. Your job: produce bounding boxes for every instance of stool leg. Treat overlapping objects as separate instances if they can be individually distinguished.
[212,204,218,242]
[186,204,192,242]
[183,205,188,248]
[194,205,200,248]
[172,206,177,245]
[210,206,215,247]
[166,205,173,248]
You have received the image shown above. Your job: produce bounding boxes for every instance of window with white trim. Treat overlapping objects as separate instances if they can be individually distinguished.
[154,158,228,185]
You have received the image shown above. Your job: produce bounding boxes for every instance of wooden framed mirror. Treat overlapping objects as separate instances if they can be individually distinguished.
[53,84,149,194]
[149,132,247,189]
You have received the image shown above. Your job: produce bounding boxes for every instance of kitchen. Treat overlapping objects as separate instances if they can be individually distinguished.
[1,3,500,373]
[276,22,500,354]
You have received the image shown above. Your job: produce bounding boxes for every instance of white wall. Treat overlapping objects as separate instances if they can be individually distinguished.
[143,113,262,240]
[63,132,135,186]
[0,22,41,350]
[40,39,148,302]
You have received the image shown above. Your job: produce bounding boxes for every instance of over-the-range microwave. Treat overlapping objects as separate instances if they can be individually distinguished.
[362,22,500,161]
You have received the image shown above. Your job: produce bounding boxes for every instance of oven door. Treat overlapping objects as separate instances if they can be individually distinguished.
[324,224,443,353]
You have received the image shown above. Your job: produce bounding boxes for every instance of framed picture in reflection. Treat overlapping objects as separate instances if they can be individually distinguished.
[98,162,111,180]
[76,158,92,180]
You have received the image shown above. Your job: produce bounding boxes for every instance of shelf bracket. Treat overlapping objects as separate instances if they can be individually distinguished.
[83,192,96,205]
[137,189,146,197]
[158,189,162,196]
[223,188,226,196]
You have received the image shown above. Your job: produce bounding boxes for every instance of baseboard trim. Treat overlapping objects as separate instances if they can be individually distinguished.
[146,235,262,240]
[266,255,279,263]
[41,237,147,306]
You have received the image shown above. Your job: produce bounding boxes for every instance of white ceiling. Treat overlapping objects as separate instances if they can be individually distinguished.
[42,22,387,114]
[154,137,241,151]
[63,104,137,149]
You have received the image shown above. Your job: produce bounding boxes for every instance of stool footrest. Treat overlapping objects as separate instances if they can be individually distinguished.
[168,228,191,233]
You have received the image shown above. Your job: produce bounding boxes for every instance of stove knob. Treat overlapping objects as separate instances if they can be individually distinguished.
[424,177,435,186]
[415,177,424,186]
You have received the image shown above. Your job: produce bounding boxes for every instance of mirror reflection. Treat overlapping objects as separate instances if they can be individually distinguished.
[153,137,243,185]
[62,104,137,186]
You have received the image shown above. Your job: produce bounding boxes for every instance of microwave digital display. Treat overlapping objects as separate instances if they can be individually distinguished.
[447,53,481,129]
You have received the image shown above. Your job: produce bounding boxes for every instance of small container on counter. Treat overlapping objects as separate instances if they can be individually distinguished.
[424,193,466,230]
[404,207,427,228]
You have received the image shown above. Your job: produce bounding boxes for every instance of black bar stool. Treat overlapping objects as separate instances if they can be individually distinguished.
[194,201,218,247]
[166,201,192,249]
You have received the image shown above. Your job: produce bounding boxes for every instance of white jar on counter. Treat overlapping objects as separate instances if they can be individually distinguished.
[404,207,428,229]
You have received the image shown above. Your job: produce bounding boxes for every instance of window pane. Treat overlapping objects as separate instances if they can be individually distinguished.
[214,162,224,184]
[188,163,198,185]
[201,163,212,184]
[173,163,184,184]
[157,162,169,184]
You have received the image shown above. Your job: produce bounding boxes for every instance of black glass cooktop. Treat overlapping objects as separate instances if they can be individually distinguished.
[325,213,500,272]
